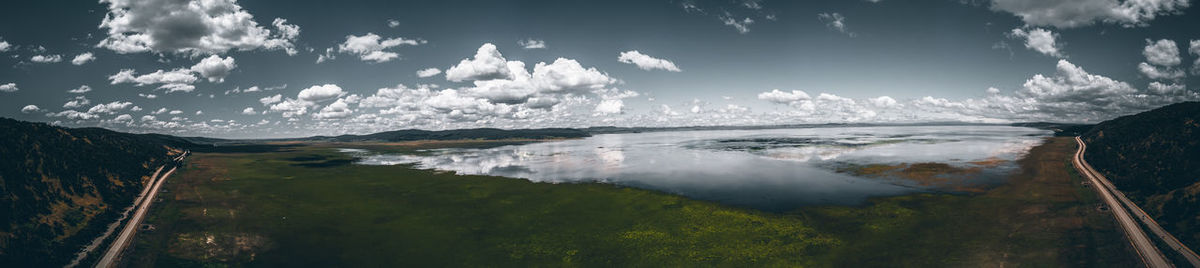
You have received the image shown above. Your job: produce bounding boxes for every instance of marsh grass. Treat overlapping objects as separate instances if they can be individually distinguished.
[125,137,1137,267]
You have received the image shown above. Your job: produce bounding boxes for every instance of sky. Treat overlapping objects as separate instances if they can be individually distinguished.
[0,0,1198,138]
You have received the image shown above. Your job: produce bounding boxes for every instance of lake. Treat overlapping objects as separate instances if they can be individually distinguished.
[347,125,1051,211]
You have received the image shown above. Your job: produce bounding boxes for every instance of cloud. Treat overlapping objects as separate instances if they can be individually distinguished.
[719,14,754,34]
[113,114,134,124]
[1009,28,1064,57]
[158,83,196,93]
[0,83,16,92]
[298,84,345,102]
[242,107,257,115]
[867,96,898,107]
[268,98,310,117]
[1018,59,1137,102]
[1138,39,1185,79]
[71,52,96,65]
[226,84,285,94]
[1148,82,1186,94]
[336,33,424,63]
[531,58,618,93]
[387,19,401,28]
[757,89,811,104]
[1191,40,1200,75]
[50,110,99,120]
[109,68,198,92]
[190,55,237,83]
[1143,39,1181,66]
[109,69,197,86]
[86,101,134,115]
[316,47,336,63]
[1138,62,1185,79]
[518,39,546,49]
[416,67,442,78]
[818,13,855,37]
[594,99,624,114]
[0,41,10,52]
[109,55,240,92]
[31,54,62,63]
[313,98,354,119]
[63,96,91,109]
[259,94,282,105]
[446,43,514,82]
[97,0,300,55]
[21,105,40,113]
[618,50,681,72]
[989,0,1190,28]
[742,0,763,9]
[746,59,1195,124]
[68,85,92,94]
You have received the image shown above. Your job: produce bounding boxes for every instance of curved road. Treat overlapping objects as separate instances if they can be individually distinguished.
[65,166,164,268]
[95,157,181,268]
[1074,137,1200,267]
[1074,137,1171,268]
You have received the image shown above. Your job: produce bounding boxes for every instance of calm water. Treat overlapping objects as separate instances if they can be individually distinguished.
[347,125,1050,211]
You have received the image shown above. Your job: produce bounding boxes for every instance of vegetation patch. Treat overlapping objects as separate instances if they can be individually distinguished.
[124,137,1136,267]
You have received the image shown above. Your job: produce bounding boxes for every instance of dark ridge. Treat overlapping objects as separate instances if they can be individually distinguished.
[0,118,183,266]
[1080,101,1200,251]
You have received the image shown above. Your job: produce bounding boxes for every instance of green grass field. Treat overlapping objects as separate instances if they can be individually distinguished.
[123,138,1137,267]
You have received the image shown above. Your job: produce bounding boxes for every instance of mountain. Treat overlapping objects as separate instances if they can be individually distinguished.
[0,118,189,266]
[1081,101,1200,249]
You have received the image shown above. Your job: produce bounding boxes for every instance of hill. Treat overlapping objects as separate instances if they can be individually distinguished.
[0,118,188,266]
[1081,101,1200,250]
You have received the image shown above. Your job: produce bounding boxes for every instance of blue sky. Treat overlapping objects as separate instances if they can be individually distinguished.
[0,0,1198,138]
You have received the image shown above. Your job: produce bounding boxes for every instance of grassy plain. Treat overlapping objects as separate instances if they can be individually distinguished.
[122,137,1136,267]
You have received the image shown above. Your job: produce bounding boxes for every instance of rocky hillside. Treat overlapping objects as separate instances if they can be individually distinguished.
[1081,101,1200,250]
[0,118,184,266]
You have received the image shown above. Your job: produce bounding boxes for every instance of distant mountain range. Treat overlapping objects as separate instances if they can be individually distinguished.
[1081,101,1200,250]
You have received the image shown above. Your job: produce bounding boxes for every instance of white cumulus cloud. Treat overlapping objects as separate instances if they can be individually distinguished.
[595,99,624,114]
[298,84,345,102]
[21,105,40,113]
[1009,28,1064,57]
[758,89,811,104]
[31,54,62,63]
[446,43,514,82]
[71,52,96,65]
[518,39,546,49]
[336,33,424,63]
[618,50,681,72]
[416,67,442,78]
[989,0,1190,28]
[97,0,300,55]
[1143,39,1181,66]
[68,85,92,94]
[190,55,237,83]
